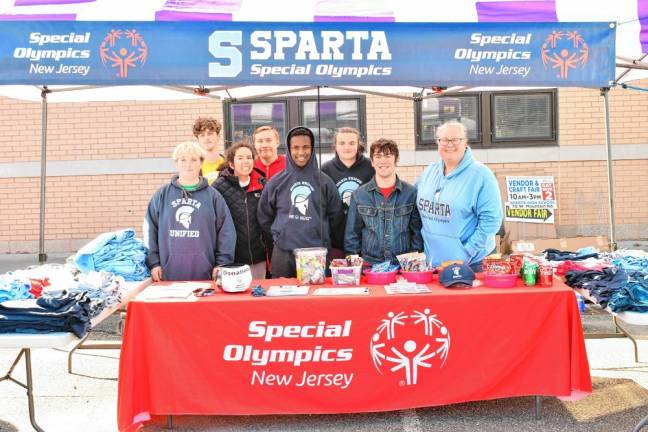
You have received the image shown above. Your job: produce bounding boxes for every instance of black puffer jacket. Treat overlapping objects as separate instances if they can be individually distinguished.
[214,167,268,265]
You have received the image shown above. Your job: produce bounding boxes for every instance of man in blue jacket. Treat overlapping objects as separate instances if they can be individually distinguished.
[257,126,344,278]
[345,139,423,265]
[416,121,502,271]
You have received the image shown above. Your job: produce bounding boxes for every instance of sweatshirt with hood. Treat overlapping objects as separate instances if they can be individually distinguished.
[321,153,375,212]
[144,175,236,281]
[257,126,344,252]
[416,147,502,266]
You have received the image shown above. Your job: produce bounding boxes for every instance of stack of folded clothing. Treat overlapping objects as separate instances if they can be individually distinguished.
[0,290,93,338]
[0,272,33,302]
[74,228,149,281]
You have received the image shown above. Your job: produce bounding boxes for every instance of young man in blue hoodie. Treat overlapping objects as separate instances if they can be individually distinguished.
[257,126,344,278]
[416,121,502,271]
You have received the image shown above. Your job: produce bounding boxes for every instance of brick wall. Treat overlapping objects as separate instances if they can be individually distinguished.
[0,82,647,253]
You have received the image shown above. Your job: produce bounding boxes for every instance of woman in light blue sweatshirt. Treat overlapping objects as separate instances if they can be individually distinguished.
[416,121,502,271]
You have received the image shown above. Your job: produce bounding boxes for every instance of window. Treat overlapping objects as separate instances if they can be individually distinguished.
[224,101,288,147]
[415,89,557,149]
[224,96,366,151]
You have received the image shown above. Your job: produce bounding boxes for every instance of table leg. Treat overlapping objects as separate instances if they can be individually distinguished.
[67,333,90,374]
[633,413,648,432]
[613,316,640,362]
[24,349,45,432]
[534,396,542,420]
[167,415,173,430]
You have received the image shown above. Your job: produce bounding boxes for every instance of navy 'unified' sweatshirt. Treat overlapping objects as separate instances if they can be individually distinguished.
[144,175,236,281]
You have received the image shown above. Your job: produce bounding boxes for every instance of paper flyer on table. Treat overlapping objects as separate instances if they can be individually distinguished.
[312,287,369,296]
[136,282,211,300]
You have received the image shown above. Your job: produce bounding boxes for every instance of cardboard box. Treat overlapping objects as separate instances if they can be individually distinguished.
[562,236,610,252]
[510,238,564,254]
[510,236,610,254]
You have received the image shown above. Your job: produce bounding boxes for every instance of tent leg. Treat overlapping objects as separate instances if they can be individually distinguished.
[38,87,49,264]
[601,87,617,251]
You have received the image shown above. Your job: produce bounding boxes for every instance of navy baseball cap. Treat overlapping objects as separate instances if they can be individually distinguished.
[439,263,475,288]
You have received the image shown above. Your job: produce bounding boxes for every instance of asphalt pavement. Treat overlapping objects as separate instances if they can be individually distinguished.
[2,252,648,431]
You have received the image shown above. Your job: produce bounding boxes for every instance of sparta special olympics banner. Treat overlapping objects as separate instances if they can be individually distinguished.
[0,21,614,86]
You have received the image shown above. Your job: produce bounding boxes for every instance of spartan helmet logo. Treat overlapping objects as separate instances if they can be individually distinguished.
[290,184,313,216]
[453,266,461,277]
[175,205,195,229]
[338,179,360,207]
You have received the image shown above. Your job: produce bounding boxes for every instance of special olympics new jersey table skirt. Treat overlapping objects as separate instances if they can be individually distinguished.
[117,278,592,432]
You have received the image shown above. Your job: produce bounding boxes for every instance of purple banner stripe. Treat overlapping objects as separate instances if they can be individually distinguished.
[314,15,395,22]
[271,103,284,122]
[319,102,336,119]
[155,10,232,21]
[14,0,93,5]
[476,1,557,22]
[233,104,252,123]
[0,13,76,20]
[640,0,648,53]
[163,0,241,9]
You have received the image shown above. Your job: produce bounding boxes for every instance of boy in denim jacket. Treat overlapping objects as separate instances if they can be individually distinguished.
[344,139,423,265]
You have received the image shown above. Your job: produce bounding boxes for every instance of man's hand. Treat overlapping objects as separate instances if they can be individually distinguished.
[151,266,163,282]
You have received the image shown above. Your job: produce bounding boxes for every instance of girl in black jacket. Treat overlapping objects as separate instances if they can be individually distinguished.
[214,142,269,279]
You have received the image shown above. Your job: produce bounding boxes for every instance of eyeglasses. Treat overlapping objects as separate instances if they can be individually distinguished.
[193,288,215,297]
[436,138,465,146]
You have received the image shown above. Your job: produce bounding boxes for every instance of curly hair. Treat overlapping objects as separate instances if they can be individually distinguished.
[192,117,222,137]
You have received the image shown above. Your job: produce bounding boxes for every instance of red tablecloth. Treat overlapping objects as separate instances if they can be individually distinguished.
[117,278,591,431]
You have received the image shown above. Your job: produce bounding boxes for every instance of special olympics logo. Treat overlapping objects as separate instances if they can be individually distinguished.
[99,29,148,78]
[370,309,451,386]
[541,30,589,79]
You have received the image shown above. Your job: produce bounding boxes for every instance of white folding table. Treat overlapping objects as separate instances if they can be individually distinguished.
[0,279,150,431]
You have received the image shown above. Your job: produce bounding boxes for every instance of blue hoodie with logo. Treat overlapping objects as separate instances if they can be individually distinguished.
[143,175,236,281]
[416,148,502,266]
[257,127,344,252]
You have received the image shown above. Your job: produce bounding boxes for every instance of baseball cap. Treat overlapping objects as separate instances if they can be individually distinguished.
[439,263,475,289]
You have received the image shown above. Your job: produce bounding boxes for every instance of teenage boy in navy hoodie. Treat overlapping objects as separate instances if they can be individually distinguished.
[257,126,344,278]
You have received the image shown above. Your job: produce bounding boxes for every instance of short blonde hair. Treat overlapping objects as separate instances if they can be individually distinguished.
[252,125,280,143]
[172,141,206,161]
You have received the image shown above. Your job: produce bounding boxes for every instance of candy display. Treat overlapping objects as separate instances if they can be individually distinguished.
[396,252,429,272]
[371,261,400,273]
[483,259,512,275]
[294,247,327,285]
[329,255,363,285]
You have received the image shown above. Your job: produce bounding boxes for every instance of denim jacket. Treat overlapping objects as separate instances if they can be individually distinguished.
[345,176,423,265]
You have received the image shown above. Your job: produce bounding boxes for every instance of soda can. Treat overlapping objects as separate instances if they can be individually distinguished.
[510,253,525,275]
[539,262,553,287]
[522,261,538,286]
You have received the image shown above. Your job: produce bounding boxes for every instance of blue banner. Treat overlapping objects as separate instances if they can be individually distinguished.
[0,21,615,87]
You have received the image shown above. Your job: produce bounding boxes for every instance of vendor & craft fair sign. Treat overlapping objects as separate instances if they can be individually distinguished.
[0,21,615,86]
[505,176,557,224]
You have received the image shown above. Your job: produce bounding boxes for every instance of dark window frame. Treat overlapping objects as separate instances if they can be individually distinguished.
[415,89,558,149]
[415,92,483,149]
[223,95,367,153]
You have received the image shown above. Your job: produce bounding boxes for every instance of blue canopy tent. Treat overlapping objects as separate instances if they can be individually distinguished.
[0,16,630,263]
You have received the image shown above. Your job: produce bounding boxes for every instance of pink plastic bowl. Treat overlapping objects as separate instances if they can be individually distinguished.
[400,270,435,283]
[483,273,519,288]
[364,269,398,284]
